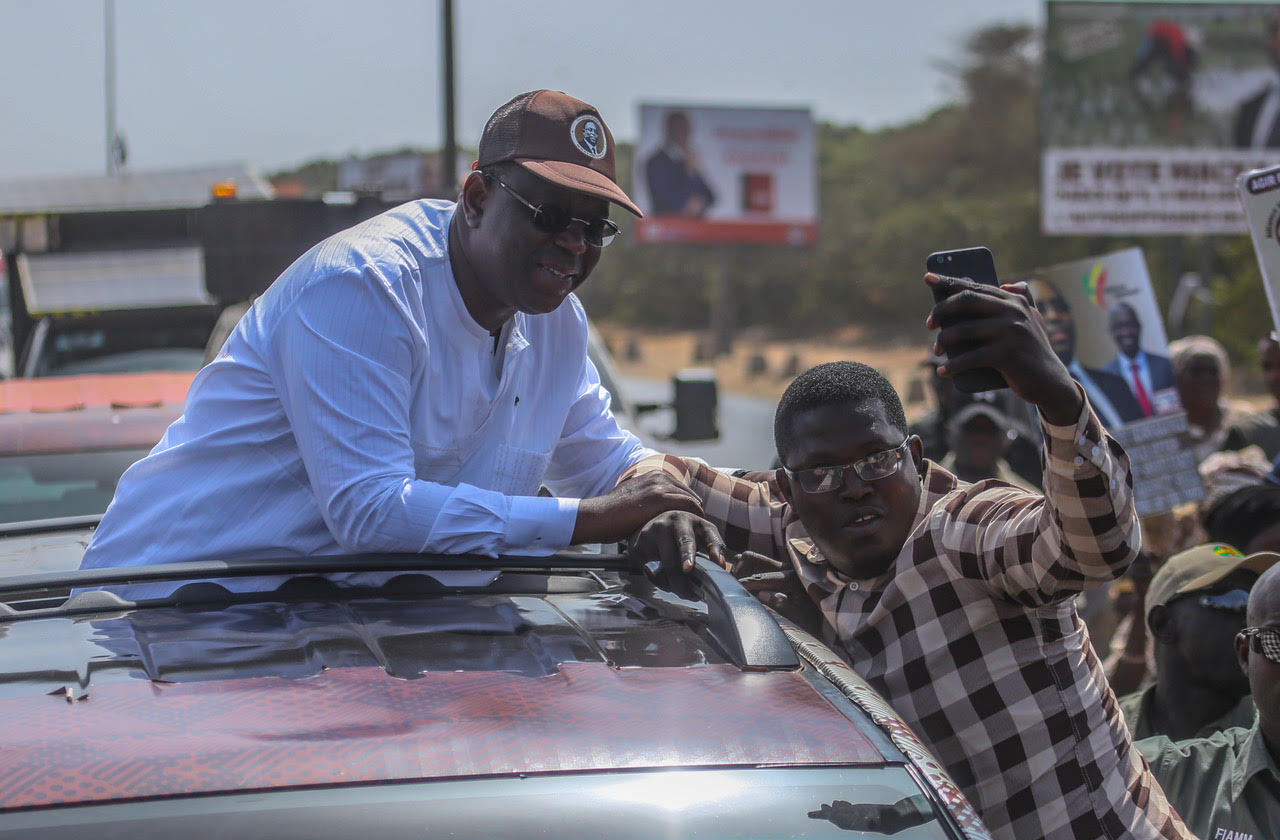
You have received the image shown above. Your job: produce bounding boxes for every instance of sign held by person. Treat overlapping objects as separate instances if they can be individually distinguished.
[1025,247,1204,514]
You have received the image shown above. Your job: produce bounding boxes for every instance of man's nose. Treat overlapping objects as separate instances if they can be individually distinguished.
[554,222,589,255]
[836,468,873,499]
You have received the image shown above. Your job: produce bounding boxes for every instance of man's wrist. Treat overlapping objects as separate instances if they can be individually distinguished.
[1036,376,1086,427]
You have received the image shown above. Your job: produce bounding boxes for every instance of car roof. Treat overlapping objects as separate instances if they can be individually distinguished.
[0,561,899,812]
[0,372,192,455]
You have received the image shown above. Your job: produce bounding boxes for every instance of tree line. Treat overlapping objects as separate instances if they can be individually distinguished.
[274,24,1271,364]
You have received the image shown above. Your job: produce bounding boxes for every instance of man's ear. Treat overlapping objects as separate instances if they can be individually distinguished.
[908,433,925,478]
[775,466,792,503]
[1236,630,1251,677]
[1147,604,1178,644]
[459,171,489,228]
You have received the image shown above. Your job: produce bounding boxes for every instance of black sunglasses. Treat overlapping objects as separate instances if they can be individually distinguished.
[488,176,620,248]
[1240,626,1280,664]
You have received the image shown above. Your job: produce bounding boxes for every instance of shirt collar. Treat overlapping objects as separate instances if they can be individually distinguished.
[1231,718,1280,801]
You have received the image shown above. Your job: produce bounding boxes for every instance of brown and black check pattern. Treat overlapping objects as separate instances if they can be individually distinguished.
[623,401,1192,840]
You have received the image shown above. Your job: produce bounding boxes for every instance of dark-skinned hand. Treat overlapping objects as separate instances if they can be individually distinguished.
[733,550,824,635]
[573,473,706,545]
[629,513,823,632]
[926,272,1083,427]
[626,510,728,598]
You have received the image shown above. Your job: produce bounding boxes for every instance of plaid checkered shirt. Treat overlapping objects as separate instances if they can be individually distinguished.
[623,399,1192,840]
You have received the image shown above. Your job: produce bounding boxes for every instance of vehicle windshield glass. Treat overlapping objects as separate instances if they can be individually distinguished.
[2,767,953,839]
[36,323,210,377]
[0,449,148,525]
[52,347,206,375]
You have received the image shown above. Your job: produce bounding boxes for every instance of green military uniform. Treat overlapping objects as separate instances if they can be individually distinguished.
[1136,719,1280,840]
[1119,687,1257,741]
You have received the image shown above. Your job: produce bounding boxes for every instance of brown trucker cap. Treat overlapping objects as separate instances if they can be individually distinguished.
[1145,542,1280,622]
[476,90,642,217]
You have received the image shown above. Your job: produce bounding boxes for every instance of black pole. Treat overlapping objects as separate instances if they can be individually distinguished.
[440,0,457,196]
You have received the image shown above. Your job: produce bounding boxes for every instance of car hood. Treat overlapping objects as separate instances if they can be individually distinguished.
[0,584,888,811]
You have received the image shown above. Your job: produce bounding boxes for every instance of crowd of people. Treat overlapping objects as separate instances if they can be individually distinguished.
[81,90,1278,840]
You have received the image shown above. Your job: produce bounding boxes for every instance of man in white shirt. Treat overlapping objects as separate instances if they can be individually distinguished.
[82,90,706,578]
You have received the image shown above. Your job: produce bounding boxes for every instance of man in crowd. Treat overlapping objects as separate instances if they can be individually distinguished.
[81,90,703,580]
[1027,278,1145,428]
[938,401,1031,489]
[625,274,1191,839]
[1137,561,1280,840]
[1207,483,1280,555]
[910,352,1040,487]
[1117,544,1268,741]
[1101,301,1176,418]
[1224,333,1280,460]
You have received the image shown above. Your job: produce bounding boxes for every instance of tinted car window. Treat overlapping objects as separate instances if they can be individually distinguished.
[0,449,148,524]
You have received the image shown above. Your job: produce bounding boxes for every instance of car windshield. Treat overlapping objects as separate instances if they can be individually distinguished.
[52,347,206,375]
[34,323,210,377]
[0,449,148,525]
[1,767,953,839]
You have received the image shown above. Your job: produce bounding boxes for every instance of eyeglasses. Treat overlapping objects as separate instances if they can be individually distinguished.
[489,176,620,247]
[1240,626,1280,664]
[1177,588,1251,614]
[784,436,917,494]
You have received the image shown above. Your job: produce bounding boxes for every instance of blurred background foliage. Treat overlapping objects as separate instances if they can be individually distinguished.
[274,23,1273,365]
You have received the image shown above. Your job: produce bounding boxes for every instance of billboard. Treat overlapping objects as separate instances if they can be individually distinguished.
[1025,248,1203,515]
[1042,2,1280,234]
[632,104,817,246]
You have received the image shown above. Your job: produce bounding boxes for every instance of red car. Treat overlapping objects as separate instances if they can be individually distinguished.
[0,371,192,573]
[0,552,992,839]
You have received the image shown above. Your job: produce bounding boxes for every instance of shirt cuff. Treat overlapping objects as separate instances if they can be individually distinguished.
[1041,383,1108,476]
[506,495,579,553]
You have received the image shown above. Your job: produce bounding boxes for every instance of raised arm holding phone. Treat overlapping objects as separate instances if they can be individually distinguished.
[623,268,1191,840]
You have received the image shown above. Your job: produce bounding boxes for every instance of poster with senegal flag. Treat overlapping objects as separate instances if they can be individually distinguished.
[1024,247,1202,515]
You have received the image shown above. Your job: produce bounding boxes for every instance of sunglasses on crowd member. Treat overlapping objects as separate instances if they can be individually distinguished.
[1240,626,1280,664]
[1177,588,1251,615]
[487,175,620,248]
[784,436,918,494]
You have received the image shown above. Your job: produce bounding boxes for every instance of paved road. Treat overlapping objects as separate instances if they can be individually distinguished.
[619,374,777,471]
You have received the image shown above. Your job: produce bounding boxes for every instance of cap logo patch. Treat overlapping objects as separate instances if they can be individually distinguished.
[570,115,607,160]
[1212,544,1243,557]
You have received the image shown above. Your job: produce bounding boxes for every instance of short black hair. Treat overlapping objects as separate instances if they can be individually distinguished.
[774,361,907,464]
[1204,484,1280,549]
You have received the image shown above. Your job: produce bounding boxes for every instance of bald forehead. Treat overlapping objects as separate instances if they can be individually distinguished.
[1248,563,1280,625]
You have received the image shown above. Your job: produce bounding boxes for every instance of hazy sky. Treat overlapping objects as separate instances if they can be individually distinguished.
[2,0,1045,179]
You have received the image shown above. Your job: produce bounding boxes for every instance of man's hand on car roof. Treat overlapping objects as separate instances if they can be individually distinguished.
[573,472,708,546]
[627,509,728,599]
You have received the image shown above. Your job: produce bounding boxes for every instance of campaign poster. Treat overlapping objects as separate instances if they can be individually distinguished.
[1238,163,1280,335]
[1026,248,1203,514]
[632,104,817,246]
[1042,2,1280,234]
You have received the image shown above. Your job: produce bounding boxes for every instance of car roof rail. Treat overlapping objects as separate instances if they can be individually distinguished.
[0,552,800,670]
[689,557,799,671]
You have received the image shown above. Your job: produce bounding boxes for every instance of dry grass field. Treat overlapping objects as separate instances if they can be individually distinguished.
[596,324,940,420]
[597,323,1276,422]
